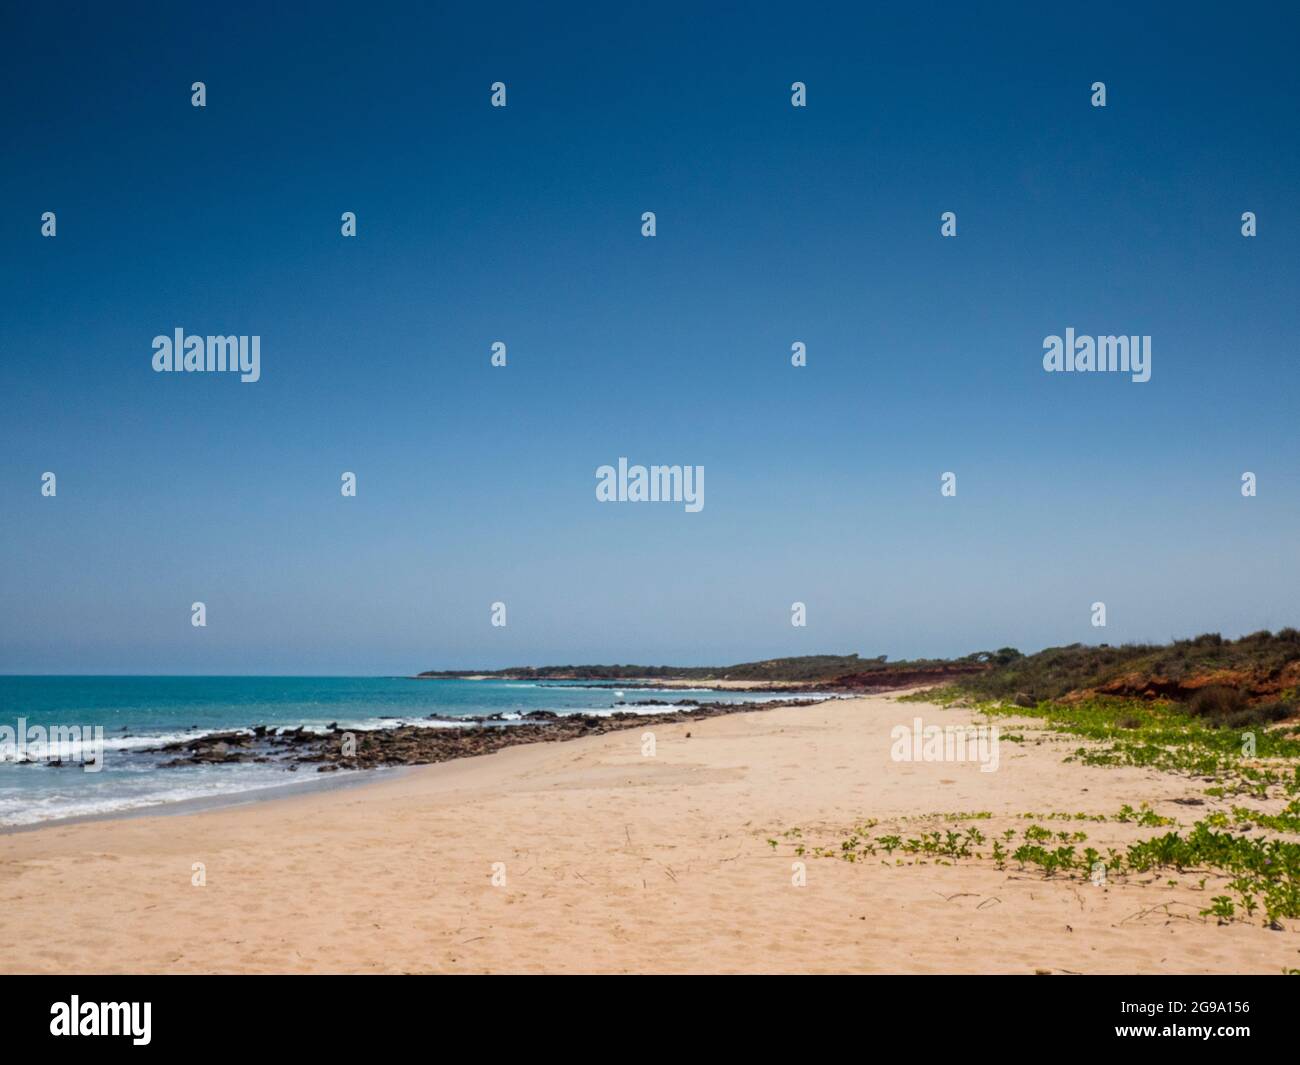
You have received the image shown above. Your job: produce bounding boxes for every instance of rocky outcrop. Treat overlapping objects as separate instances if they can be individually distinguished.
[1089,663,1300,705]
[144,700,825,772]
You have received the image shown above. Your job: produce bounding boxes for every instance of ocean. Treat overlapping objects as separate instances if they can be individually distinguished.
[0,676,820,826]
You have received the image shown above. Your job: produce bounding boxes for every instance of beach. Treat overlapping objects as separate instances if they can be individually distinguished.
[0,676,808,826]
[2,691,1296,974]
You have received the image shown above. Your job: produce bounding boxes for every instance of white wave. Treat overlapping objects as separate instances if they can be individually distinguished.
[0,765,364,827]
[0,727,225,763]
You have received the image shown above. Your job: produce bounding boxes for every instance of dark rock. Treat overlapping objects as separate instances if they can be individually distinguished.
[145,697,824,774]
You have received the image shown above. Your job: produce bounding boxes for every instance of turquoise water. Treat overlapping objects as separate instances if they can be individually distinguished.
[0,676,819,825]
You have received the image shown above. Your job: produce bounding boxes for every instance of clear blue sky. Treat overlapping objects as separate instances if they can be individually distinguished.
[3,1,1299,674]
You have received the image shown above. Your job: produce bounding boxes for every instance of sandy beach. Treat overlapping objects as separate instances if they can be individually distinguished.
[2,692,1296,974]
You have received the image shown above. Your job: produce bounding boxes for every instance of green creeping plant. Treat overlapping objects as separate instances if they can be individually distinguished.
[1201,895,1236,922]
[786,788,1300,924]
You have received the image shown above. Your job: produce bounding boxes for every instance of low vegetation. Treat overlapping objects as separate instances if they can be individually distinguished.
[424,632,1300,723]
[777,800,1300,928]
[803,631,1300,939]
[957,629,1300,707]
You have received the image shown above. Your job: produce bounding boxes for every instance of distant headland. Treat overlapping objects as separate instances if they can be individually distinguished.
[417,630,1300,716]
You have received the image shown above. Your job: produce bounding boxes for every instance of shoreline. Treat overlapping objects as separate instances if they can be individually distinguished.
[0,764,395,837]
[144,696,838,772]
[4,691,1298,973]
[410,676,821,691]
[0,693,843,834]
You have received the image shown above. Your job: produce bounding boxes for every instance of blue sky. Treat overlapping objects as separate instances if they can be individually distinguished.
[2,1,1299,673]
